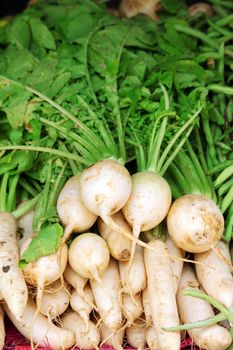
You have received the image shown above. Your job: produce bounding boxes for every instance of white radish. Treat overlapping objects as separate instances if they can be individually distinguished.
[166,236,184,292]
[119,245,146,295]
[142,287,153,326]
[167,194,224,253]
[68,233,110,283]
[122,292,143,326]
[122,171,172,264]
[99,322,125,350]
[98,211,132,261]
[62,310,100,350]
[0,211,28,321]
[195,240,233,308]
[80,159,132,226]
[144,239,180,350]
[177,264,232,350]
[146,326,159,350]
[4,296,75,350]
[20,239,68,308]
[0,305,5,350]
[39,280,70,321]
[57,175,97,242]
[64,263,87,296]
[126,318,147,350]
[70,283,95,330]
[120,0,160,20]
[17,205,34,249]
[90,258,122,332]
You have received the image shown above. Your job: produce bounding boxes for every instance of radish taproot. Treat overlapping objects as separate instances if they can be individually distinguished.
[99,322,125,350]
[195,241,233,308]
[4,296,75,350]
[68,233,110,283]
[0,211,28,321]
[126,318,147,350]
[142,287,152,326]
[166,236,184,292]
[57,175,97,242]
[64,263,87,296]
[144,239,180,350]
[146,326,159,350]
[122,292,143,326]
[176,264,232,350]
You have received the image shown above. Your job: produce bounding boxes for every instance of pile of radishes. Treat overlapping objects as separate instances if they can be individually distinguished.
[0,158,232,350]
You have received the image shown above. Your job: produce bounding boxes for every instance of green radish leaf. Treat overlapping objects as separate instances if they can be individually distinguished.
[7,17,31,49]
[29,18,56,50]
[0,151,36,175]
[19,223,63,267]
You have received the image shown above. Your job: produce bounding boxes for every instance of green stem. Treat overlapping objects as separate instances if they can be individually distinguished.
[49,161,67,208]
[209,160,233,175]
[12,194,41,219]
[174,24,219,49]
[7,174,20,212]
[208,84,233,95]
[221,185,233,214]
[19,178,39,197]
[0,173,9,212]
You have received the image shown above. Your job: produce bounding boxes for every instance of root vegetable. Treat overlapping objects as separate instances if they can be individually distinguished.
[144,239,180,350]
[126,318,146,350]
[64,263,87,296]
[177,264,232,350]
[0,211,28,321]
[119,245,146,295]
[98,211,132,261]
[68,233,110,283]
[195,241,233,308]
[142,287,152,326]
[146,326,159,350]
[99,322,125,350]
[90,258,122,331]
[62,310,100,350]
[4,296,75,350]
[166,236,184,292]
[17,206,34,249]
[57,175,97,242]
[167,194,224,253]
[122,292,143,326]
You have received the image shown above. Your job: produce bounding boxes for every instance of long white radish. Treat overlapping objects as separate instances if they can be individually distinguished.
[0,211,28,321]
[90,258,122,332]
[195,241,233,308]
[98,211,132,261]
[21,239,68,308]
[62,310,100,350]
[68,233,110,283]
[17,205,34,249]
[57,175,97,242]
[146,326,159,350]
[64,263,87,296]
[167,194,224,253]
[70,283,95,330]
[119,245,146,295]
[99,322,125,350]
[142,287,153,326]
[177,264,232,350]
[144,239,180,350]
[0,305,5,350]
[122,171,172,262]
[126,318,147,350]
[122,292,143,326]
[39,280,70,321]
[4,296,75,350]
[166,236,184,292]
[80,159,132,225]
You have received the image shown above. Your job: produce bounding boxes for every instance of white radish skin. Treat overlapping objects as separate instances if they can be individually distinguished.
[195,241,233,308]
[4,296,75,350]
[142,287,153,326]
[119,245,146,295]
[178,264,232,350]
[70,283,94,330]
[0,305,5,350]
[167,194,224,253]
[144,239,180,350]
[64,263,87,296]
[68,233,110,283]
[17,205,34,249]
[21,239,68,308]
[62,310,100,350]
[166,236,184,292]
[90,258,122,331]
[99,322,125,350]
[39,280,70,321]
[126,318,146,350]
[122,293,143,326]
[0,211,28,322]
[98,211,132,261]
[120,0,160,20]
[57,175,97,242]
[80,159,132,224]
[146,326,159,350]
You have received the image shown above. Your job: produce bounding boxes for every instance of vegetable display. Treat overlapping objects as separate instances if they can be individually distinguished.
[0,0,233,349]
